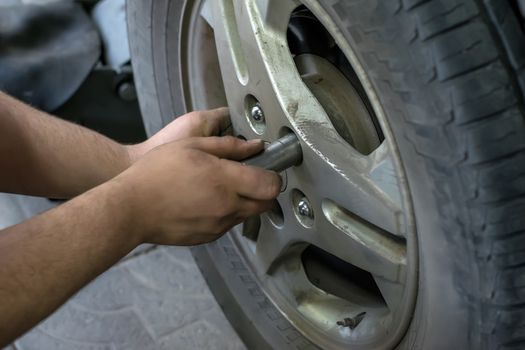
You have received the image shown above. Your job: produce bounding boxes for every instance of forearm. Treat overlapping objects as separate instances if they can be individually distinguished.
[0,180,140,346]
[0,91,136,198]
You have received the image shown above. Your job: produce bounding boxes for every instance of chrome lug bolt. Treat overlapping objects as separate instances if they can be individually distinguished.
[297,198,313,219]
[250,103,265,123]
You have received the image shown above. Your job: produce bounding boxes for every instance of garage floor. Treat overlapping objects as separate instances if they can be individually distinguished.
[0,194,245,350]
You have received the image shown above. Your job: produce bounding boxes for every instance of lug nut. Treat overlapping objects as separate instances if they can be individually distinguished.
[292,190,314,227]
[297,198,313,219]
[250,103,265,123]
[245,95,266,134]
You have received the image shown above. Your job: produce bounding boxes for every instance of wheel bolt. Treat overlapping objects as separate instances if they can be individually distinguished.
[297,198,313,219]
[250,103,265,123]
[293,190,314,227]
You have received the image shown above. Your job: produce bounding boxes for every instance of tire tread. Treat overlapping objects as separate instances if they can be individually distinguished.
[331,0,525,348]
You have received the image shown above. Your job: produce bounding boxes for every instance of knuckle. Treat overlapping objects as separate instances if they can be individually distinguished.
[209,136,226,150]
[181,137,201,149]
[222,197,237,215]
[189,110,203,118]
[185,111,200,123]
[262,173,281,198]
[221,135,239,148]
[212,182,228,198]
[211,189,235,216]
[186,149,208,166]
[194,111,207,124]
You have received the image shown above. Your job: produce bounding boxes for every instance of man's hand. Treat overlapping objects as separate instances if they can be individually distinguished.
[128,107,232,162]
[0,135,281,346]
[116,136,281,245]
[0,91,284,345]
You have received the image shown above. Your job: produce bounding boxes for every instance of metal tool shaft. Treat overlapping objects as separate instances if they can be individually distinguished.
[243,133,302,172]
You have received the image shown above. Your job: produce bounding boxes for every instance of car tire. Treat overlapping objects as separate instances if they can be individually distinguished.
[127,1,525,349]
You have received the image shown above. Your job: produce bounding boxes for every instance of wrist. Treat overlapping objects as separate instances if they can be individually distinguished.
[126,143,143,165]
[94,178,146,247]
[126,138,157,165]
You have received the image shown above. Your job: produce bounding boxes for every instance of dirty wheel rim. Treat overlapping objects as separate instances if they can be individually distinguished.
[179,1,418,348]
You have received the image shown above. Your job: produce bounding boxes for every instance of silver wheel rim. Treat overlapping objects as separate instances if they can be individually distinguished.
[179,1,418,348]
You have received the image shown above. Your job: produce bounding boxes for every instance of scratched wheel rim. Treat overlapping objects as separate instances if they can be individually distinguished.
[180,1,418,348]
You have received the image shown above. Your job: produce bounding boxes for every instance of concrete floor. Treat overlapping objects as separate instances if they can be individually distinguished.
[0,194,245,350]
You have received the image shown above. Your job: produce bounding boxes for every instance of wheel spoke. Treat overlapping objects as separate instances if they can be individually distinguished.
[368,142,403,209]
[310,199,407,284]
[251,193,313,274]
[254,218,305,275]
[210,0,250,86]
[199,0,213,28]
[211,0,330,139]
[293,139,405,238]
[209,0,253,136]
[374,277,405,313]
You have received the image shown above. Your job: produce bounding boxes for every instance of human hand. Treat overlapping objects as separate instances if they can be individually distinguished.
[128,108,231,162]
[114,136,281,246]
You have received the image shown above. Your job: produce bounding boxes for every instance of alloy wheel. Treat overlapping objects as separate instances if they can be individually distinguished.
[180,0,418,348]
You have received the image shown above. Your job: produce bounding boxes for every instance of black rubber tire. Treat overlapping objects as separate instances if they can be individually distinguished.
[127,0,525,349]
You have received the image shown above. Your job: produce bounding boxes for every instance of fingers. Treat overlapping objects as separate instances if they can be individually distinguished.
[221,159,282,200]
[187,136,280,200]
[200,107,232,136]
[237,198,275,217]
[222,199,273,233]
[190,136,265,161]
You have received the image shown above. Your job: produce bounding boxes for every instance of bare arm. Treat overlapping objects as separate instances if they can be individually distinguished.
[0,136,281,347]
[0,91,132,198]
[0,92,270,345]
[0,91,230,198]
[0,180,138,344]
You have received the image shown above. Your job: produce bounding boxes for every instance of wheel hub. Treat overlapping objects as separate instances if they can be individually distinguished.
[295,53,380,155]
